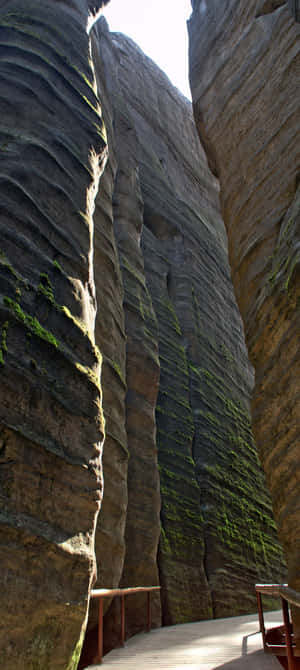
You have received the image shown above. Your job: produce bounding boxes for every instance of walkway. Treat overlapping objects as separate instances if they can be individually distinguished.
[84,610,282,669]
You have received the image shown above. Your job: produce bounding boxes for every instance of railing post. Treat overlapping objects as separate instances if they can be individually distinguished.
[281,596,295,670]
[90,586,160,662]
[97,595,104,664]
[147,591,151,632]
[256,589,267,650]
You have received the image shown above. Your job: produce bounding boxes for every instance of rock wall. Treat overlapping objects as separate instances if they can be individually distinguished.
[88,29,128,630]
[189,0,299,641]
[86,17,286,644]
[0,2,108,669]
[92,21,162,647]
[0,4,291,668]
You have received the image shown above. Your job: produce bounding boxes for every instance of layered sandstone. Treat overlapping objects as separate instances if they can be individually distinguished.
[93,20,162,645]
[189,0,299,640]
[0,5,292,668]
[0,2,108,668]
[87,32,128,634]
[89,18,286,636]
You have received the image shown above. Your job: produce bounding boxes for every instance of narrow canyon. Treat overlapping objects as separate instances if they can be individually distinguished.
[0,1,298,669]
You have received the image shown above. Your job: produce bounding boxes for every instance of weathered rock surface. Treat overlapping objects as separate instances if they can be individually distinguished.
[87,18,286,638]
[0,2,108,668]
[189,0,299,639]
[94,19,162,644]
[87,32,129,637]
[0,4,291,667]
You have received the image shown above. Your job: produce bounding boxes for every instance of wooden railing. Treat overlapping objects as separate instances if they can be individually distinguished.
[90,586,161,664]
[256,583,300,670]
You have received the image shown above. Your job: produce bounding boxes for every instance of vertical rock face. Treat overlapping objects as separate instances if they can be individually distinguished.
[0,2,108,668]
[93,20,162,644]
[88,18,286,637]
[87,34,128,635]
[0,4,291,666]
[113,165,162,634]
[189,0,299,639]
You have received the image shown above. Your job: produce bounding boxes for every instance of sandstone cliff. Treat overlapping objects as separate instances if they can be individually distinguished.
[86,18,286,647]
[189,0,299,642]
[88,23,162,651]
[0,5,290,668]
[0,2,108,669]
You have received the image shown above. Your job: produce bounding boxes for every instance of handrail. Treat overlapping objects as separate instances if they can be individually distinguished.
[91,586,161,598]
[90,586,161,664]
[279,586,300,608]
[255,583,287,596]
[255,583,300,670]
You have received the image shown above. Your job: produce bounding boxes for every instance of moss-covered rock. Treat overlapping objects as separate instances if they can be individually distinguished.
[189,0,298,634]
[90,17,286,631]
[0,3,107,668]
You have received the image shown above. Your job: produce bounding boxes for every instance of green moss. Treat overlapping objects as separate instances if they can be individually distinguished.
[36,272,94,341]
[0,14,106,138]
[15,284,22,302]
[93,344,102,366]
[0,249,20,280]
[160,526,171,554]
[53,259,63,273]
[38,273,55,303]
[158,429,194,448]
[0,249,91,340]
[160,388,191,410]
[160,465,199,490]
[285,255,299,291]
[187,351,286,578]
[156,297,182,336]
[3,297,60,349]
[220,343,234,364]
[198,409,221,426]
[111,360,126,387]
[200,459,282,567]
[138,291,145,320]
[143,325,156,341]
[2,321,9,351]
[122,257,146,288]
[267,214,300,294]
[1,252,100,374]
[0,320,9,364]
[65,630,84,670]
[29,358,39,371]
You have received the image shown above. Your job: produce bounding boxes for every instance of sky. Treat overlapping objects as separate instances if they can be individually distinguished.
[101,0,193,99]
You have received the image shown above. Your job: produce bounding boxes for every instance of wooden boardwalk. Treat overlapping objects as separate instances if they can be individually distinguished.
[84,610,282,669]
